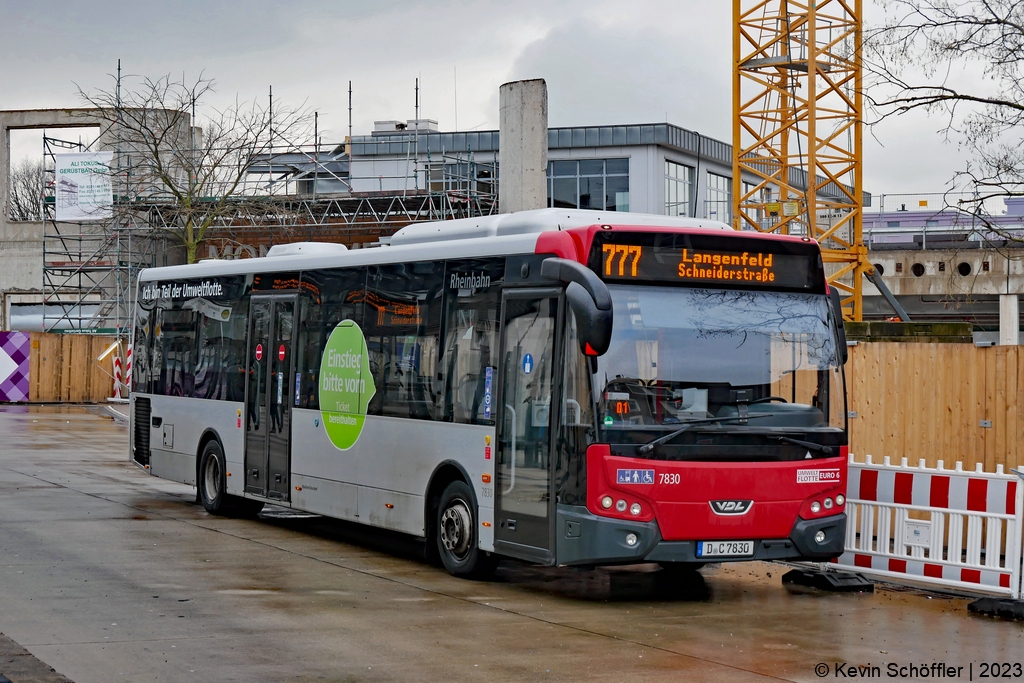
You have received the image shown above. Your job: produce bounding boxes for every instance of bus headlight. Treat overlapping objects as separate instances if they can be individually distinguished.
[630,503,642,516]
[824,497,834,509]
[835,494,845,506]
[810,501,821,513]
[601,496,614,509]
[815,530,826,544]
[625,533,639,547]
[616,499,627,512]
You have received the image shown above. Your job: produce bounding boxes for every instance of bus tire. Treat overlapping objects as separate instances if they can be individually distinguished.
[198,440,229,515]
[198,440,264,517]
[436,480,496,578]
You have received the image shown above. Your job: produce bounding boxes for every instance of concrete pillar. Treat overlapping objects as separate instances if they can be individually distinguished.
[1000,294,1020,345]
[498,79,548,214]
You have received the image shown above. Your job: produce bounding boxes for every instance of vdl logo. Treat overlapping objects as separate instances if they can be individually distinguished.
[710,500,754,515]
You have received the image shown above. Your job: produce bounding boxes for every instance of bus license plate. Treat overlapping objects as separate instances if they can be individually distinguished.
[697,540,754,557]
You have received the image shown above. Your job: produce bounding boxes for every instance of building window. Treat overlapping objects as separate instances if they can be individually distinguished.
[705,172,732,224]
[887,221,901,228]
[548,158,629,211]
[665,160,693,217]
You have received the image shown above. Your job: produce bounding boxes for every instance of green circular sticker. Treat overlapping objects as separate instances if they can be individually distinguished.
[319,320,375,450]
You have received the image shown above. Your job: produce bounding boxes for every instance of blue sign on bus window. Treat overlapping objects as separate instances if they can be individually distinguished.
[483,366,493,419]
[522,353,534,375]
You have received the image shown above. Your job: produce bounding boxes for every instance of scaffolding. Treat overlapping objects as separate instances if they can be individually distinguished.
[733,0,867,320]
[41,134,157,334]
[40,133,497,333]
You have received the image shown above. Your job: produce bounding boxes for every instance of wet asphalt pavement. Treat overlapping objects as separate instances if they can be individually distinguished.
[0,404,1022,683]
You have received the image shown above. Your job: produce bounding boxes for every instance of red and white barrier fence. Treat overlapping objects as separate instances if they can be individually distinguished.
[125,345,132,392]
[826,454,1023,598]
[112,355,123,399]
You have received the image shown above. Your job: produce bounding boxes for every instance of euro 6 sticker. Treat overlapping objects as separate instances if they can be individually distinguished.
[796,468,841,484]
[319,320,375,449]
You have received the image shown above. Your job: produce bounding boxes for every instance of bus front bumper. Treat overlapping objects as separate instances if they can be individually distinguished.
[555,505,846,566]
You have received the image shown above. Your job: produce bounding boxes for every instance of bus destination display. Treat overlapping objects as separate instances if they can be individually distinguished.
[598,242,818,290]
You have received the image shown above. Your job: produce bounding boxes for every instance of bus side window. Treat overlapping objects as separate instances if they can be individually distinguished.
[225,296,249,402]
[298,268,367,411]
[364,262,445,421]
[439,259,502,425]
[557,313,595,506]
[155,307,197,397]
[133,304,153,394]
[295,293,321,410]
[193,292,248,402]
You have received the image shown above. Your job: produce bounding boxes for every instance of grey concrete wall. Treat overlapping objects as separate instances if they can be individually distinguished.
[498,80,548,214]
[848,249,1024,297]
[0,220,44,294]
[0,109,106,234]
[0,109,109,320]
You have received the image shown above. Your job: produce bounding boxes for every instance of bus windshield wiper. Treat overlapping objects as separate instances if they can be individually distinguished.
[767,435,834,456]
[635,413,775,454]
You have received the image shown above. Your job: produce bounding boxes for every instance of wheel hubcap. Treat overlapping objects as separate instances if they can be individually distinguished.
[440,499,472,559]
[204,455,221,501]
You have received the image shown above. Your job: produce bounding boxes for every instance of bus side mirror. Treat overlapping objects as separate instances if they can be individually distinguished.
[541,258,613,356]
[828,288,848,365]
[566,281,613,356]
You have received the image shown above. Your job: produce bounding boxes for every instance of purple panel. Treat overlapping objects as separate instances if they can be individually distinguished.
[0,332,31,402]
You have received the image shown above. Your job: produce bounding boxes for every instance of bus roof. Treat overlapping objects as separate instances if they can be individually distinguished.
[388,208,729,246]
[137,209,755,282]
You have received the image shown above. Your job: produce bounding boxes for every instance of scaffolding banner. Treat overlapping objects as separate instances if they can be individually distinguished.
[54,152,113,221]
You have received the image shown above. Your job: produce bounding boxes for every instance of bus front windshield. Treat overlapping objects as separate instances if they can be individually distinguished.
[596,285,846,435]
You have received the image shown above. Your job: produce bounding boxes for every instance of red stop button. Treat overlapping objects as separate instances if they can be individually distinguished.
[255,344,263,361]
[278,344,286,361]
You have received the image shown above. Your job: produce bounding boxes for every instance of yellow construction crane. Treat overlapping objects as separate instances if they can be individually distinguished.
[733,0,868,320]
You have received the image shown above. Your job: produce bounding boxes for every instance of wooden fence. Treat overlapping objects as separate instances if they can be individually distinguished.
[27,333,119,402]
[847,342,1024,473]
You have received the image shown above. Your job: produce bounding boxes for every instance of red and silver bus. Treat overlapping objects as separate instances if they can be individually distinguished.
[129,208,849,577]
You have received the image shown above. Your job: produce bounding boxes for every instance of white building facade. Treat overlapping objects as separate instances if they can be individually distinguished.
[342,120,741,224]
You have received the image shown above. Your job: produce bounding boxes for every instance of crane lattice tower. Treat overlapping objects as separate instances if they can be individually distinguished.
[733,0,867,319]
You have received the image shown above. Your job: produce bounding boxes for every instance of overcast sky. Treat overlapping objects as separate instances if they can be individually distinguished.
[0,0,982,199]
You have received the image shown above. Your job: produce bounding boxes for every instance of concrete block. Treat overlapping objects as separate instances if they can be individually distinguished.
[999,293,1020,345]
[499,79,548,214]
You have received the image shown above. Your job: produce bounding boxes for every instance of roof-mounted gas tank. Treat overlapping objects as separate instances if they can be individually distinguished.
[264,242,349,257]
[389,208,729,247]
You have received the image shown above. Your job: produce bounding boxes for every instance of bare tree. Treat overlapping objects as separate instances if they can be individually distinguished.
[8,157,47,221]
[865,0,1024,234]
[77,73,312,263]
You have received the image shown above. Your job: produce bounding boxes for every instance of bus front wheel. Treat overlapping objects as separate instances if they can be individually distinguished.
[436,480,497,578]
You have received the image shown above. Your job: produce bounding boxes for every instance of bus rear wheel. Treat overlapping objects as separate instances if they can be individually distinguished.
[198,440,263,517]
[436,480,497,578]
[199,441,229,514]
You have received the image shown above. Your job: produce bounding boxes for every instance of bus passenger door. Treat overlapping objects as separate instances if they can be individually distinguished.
[494,290,561,564]
[245,295,297,500]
